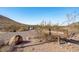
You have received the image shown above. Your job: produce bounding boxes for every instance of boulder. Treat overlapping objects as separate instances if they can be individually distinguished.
[8,35,23,46]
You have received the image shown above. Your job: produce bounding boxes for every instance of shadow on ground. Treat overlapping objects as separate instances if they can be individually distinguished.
[16,41,31,45]
[64,39,79,45]
[15,38,79,48]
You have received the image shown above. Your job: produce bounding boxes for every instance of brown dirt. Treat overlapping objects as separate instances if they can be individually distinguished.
[0,30,79,52]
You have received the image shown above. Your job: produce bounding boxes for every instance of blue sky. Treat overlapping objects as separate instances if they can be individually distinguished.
[0,7,79,25]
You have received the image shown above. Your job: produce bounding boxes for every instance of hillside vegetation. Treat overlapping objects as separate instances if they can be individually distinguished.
[0,15,28,32]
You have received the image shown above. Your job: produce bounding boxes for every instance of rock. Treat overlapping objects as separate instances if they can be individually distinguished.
[8,35,23,46]
[0,45,16,52]
[0,40,4,48]
[26,37,30,40]
[67,42,71,45]
[4,39,9,45]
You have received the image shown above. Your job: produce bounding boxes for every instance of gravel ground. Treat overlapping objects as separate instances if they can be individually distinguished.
[0,30,79,52]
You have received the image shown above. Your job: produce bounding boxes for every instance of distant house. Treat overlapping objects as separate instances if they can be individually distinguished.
[27,26,34,30]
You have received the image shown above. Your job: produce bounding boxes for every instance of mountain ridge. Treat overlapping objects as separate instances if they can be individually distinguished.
[0,15,27,32]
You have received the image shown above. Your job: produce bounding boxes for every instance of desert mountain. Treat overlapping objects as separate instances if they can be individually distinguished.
[0,15,27,32]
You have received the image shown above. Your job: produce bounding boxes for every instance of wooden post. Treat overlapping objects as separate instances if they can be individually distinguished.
[48,28,52,42]
[58,36,60,45]
[49,28,51,36]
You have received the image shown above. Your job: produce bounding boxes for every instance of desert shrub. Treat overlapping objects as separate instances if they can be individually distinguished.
[18,27,27,31]
[36,29,56,42]
[43,33,59,42]
[5,25,17,32]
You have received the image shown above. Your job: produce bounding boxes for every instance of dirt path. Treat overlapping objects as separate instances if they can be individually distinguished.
[15,42,79,52]
[0,30,38,41]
